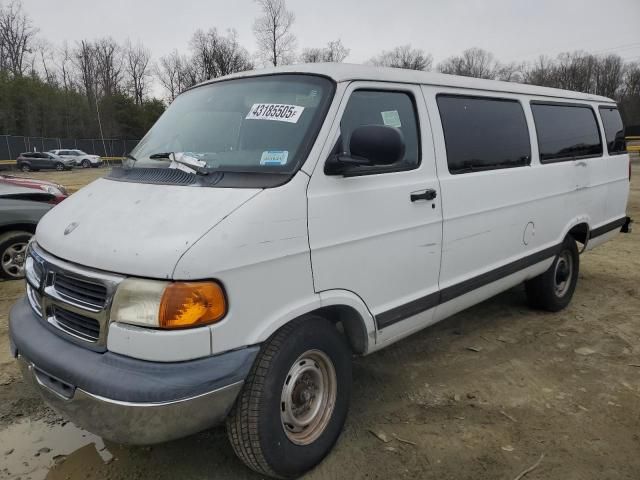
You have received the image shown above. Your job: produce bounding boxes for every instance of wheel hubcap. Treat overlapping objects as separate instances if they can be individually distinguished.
[554,250,573,297]
[2,241,28,278]
[280,349,337,445]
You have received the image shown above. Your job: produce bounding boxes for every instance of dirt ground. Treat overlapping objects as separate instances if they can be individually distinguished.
[1,167,639,480]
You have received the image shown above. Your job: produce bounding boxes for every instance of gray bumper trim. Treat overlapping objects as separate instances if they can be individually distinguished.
[10,297,259,403]
[18,355,243,444]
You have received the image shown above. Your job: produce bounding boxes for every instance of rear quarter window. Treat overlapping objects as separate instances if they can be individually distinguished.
[531,102,602,162]
[598,106,626,155]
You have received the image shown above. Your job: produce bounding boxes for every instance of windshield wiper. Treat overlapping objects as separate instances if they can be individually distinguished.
[149,152,209,175]
[123,153,137,165]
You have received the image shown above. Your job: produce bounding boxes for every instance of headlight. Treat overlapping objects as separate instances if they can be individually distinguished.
[41,185,62,196]
[111,278,227,329]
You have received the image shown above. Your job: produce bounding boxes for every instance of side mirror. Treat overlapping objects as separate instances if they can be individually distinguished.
[325,125,405,175]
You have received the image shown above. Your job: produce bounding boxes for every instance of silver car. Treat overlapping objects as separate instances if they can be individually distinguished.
[48,149,103,168]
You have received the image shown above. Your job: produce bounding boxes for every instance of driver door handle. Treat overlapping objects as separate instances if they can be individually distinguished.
[410,189,437,202]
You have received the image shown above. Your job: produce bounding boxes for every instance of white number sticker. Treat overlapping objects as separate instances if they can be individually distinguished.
[246,103,305,123]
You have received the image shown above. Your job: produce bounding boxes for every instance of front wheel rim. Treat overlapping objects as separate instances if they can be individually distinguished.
[56,164,63,170]
[554,250,573,297]
[280,349,337,446]
[2,241,28,278]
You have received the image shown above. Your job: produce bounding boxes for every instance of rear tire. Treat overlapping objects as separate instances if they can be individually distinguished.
[0,231,32,280]
[525,235,579,312]
[226,316,352,479]
[20,164,30,172]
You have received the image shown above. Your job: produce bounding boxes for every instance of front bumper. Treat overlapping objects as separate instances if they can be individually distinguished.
[10,298,258,444]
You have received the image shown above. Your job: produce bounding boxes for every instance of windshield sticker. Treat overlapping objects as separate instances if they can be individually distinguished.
[260,150,289,166]
[246,104,304,123]
[381,110,402,128]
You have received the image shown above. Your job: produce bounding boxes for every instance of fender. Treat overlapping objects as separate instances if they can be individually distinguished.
[249,289,376,355]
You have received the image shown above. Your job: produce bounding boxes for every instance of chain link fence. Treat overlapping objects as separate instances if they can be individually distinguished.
[0,135,140,161]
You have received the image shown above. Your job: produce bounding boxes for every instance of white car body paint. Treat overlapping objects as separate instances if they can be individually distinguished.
[31,64,629,362]
[107,322,212,362]
[36,178,260,278]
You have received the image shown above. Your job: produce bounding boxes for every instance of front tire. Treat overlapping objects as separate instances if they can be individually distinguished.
[55,162,64,171]
[0,231,32,280]
[227,316,352,479]
[20,164,30,172]
[81,159,91,168]
[525,235,579,312]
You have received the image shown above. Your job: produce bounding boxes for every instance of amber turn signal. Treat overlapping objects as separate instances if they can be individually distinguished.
[159,281,227,329]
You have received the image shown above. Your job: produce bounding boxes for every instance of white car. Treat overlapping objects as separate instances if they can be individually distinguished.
[48,149,103,168]
[11,64,631,478]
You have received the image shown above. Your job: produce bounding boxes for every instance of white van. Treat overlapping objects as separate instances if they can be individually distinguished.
[10,64,631,478]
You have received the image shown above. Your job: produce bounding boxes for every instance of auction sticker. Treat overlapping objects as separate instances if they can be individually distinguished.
[246,103,304,123]
[260,150,289,166]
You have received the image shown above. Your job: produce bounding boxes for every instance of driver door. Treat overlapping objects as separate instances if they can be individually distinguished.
[307,82,443,342]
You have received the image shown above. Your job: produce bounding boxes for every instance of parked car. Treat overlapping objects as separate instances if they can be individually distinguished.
[16,152,75,172]
[48,149,103,168]
[0,174,68,204]
[9,64,632,478]
[0,185,54,279]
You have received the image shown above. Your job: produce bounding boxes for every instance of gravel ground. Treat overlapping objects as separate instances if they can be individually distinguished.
[0,167,639,480]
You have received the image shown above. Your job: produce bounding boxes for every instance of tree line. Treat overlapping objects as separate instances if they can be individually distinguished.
[0,0,638,147]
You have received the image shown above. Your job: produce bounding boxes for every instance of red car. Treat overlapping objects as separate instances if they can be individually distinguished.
[0,175,68,204]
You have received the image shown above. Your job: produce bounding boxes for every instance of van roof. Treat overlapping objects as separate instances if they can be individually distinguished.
[199,62,616,104]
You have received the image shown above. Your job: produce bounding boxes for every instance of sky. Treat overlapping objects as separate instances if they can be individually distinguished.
[20,0,640,95]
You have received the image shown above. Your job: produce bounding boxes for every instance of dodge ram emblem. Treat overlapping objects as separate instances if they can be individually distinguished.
[64,222,79,235]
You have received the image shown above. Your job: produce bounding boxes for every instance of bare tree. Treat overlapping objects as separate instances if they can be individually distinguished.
[156,50,193,102]
[623,62,640,99]
[438,48,499,79]
[93,38,123,97]
[553,51,596,92]
[33,38,57,84]
[370,45,432,71]
[190,28,253,81]
[0,0,38,76]
[253,0,296,66]
[522,55,557,87]
[57,42,76,92]
[74,40,98,102]
[125,40,152,105]
[593,54,624,99]
[301,39,349,63]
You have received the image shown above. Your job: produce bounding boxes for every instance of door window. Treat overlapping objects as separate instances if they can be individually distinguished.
[337,90,420,174]
[437,94,531,174]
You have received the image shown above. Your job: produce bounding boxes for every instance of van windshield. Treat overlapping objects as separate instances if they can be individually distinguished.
[129,74,334,175]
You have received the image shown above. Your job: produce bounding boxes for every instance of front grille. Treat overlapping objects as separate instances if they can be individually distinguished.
[26,283,42,316]
[25,243,123,349]
[54,273,108,308]
[52,306,101,342]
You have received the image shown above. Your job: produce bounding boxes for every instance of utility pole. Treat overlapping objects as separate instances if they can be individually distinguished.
[94,80,108,166]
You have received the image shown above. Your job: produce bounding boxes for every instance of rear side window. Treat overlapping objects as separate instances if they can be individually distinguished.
[531,103,602,162]
[599,106,626,155]
[340,90,420,172]
[436,95,530,174]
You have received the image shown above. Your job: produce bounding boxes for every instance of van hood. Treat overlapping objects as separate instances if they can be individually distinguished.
[36,178,261,278]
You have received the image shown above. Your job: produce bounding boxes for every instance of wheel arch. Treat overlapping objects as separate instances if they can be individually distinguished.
[251,290,376,356]
[0,223,36,236]
[560,217,591,252]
